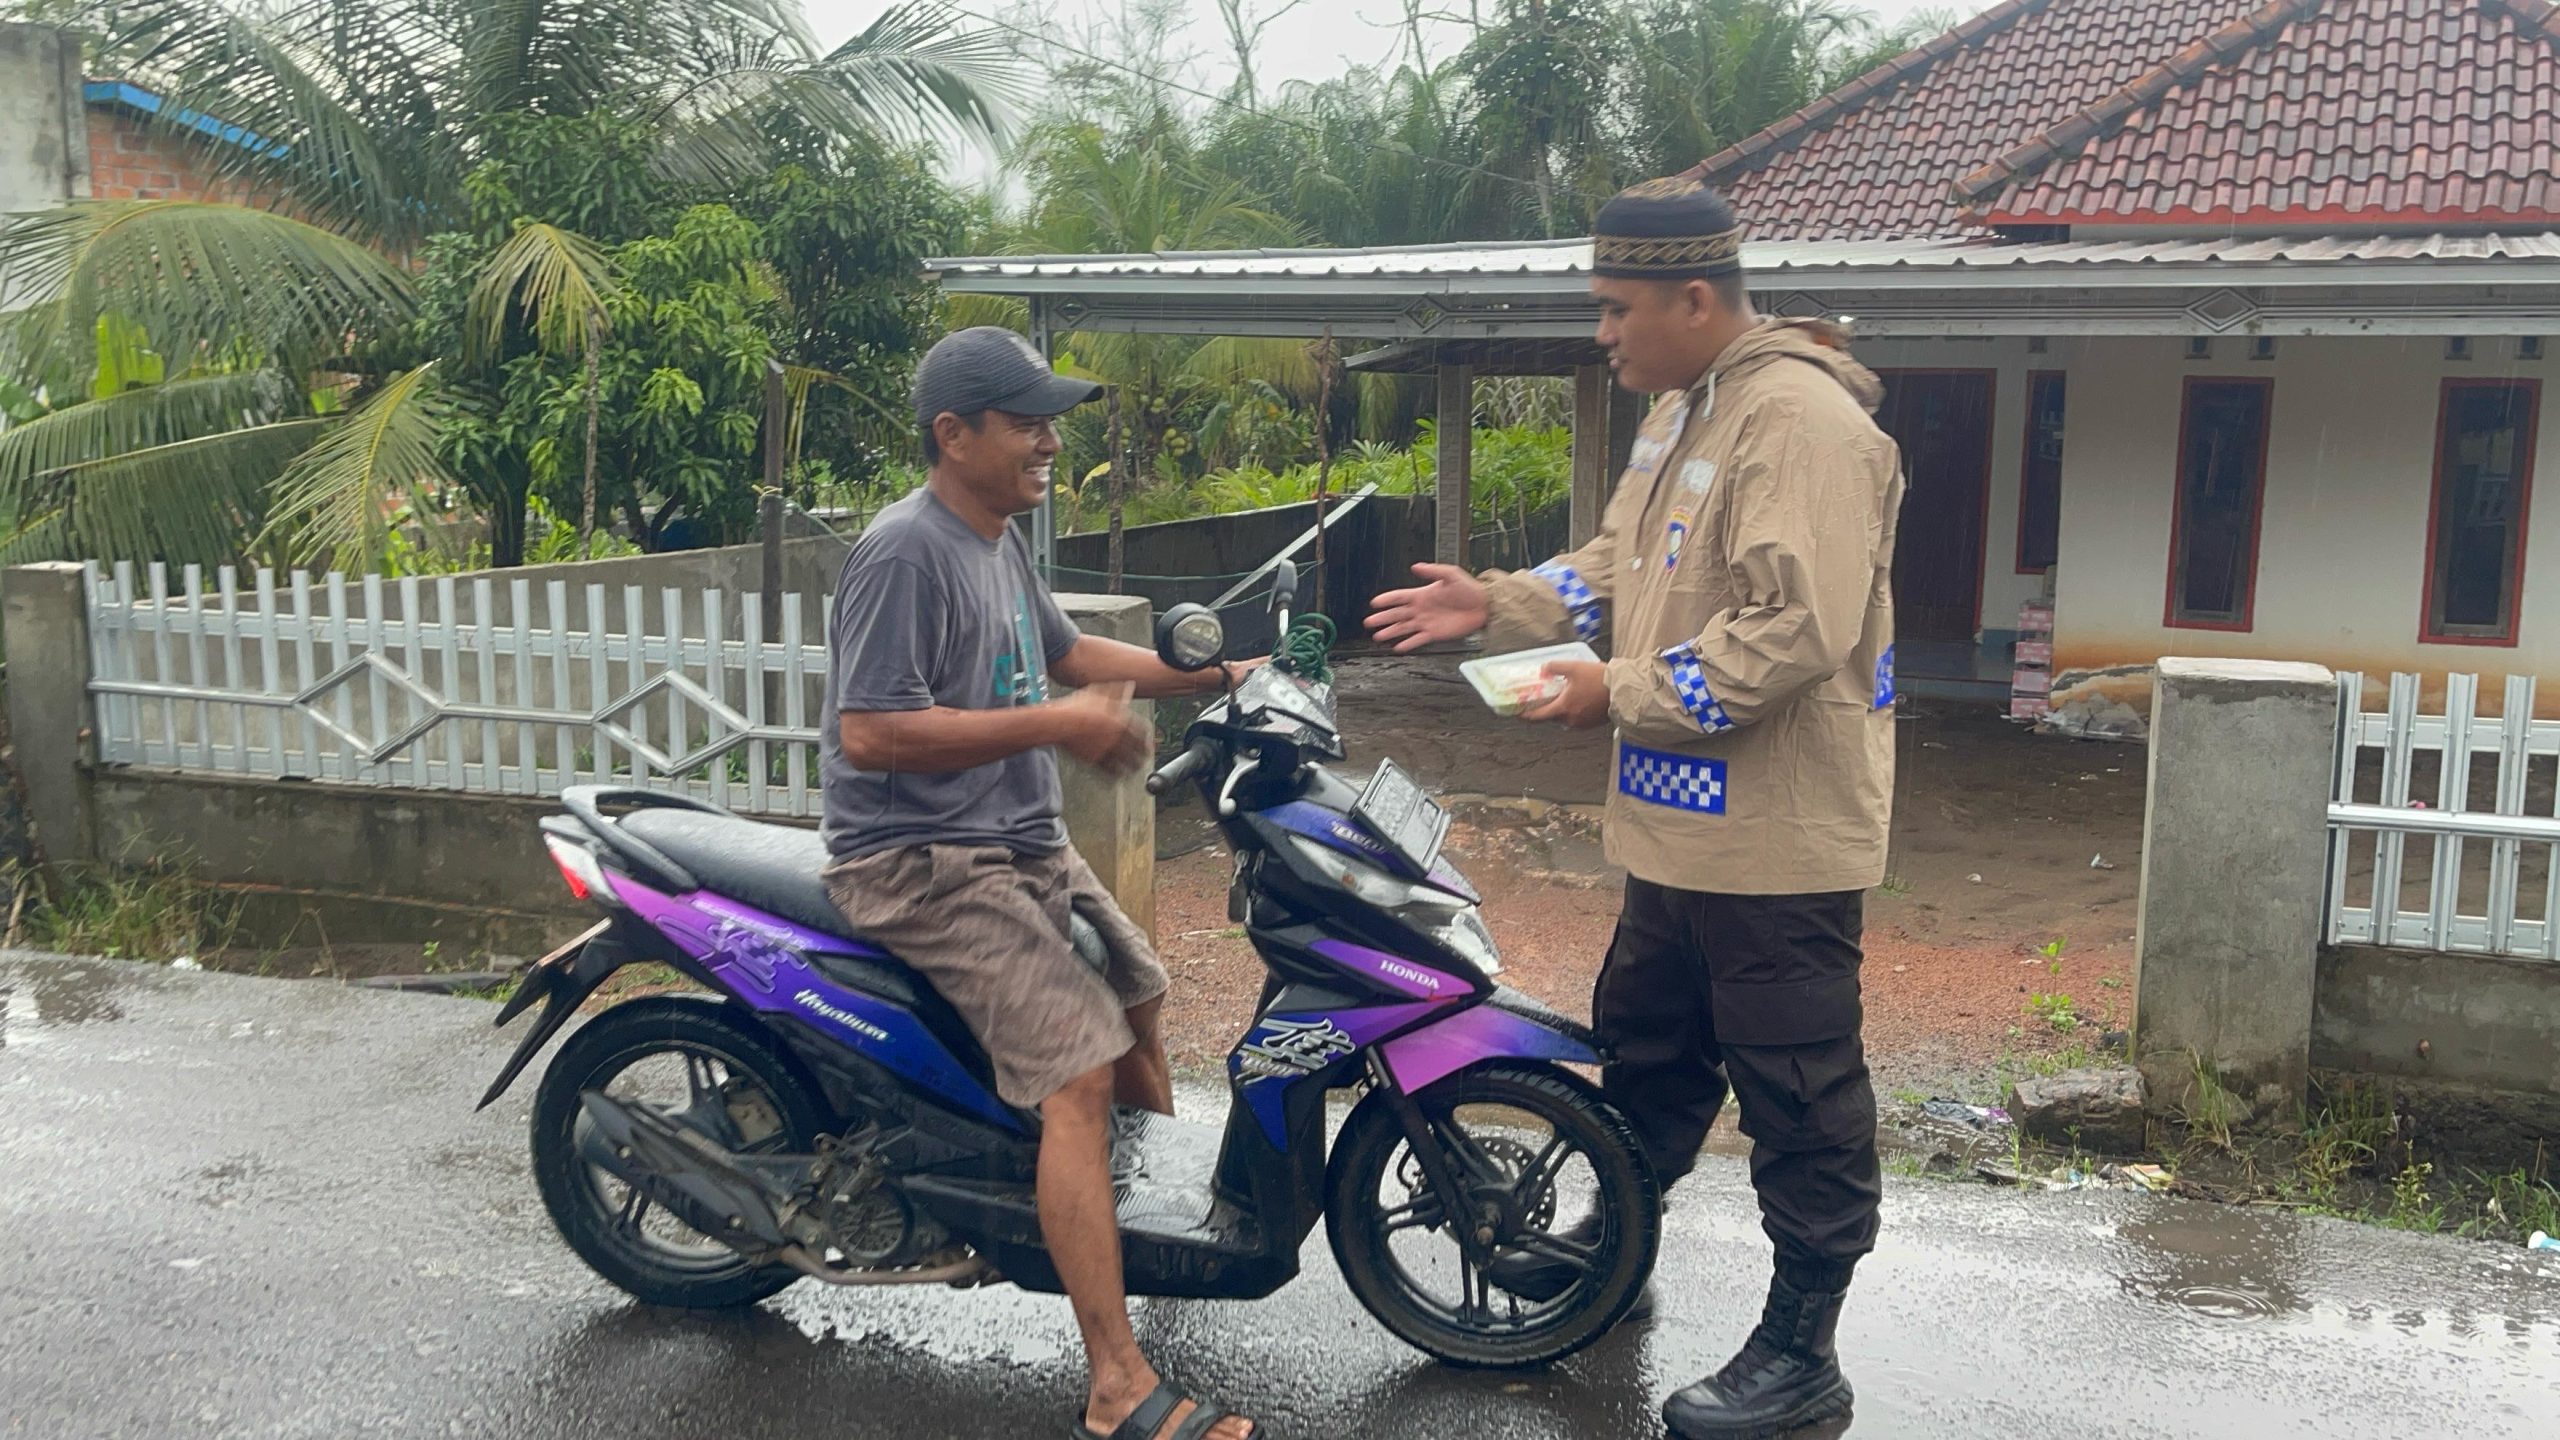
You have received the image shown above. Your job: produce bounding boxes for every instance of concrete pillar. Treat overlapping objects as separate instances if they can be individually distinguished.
[1434,364,1473,569]
[2,562,98,871]
[2132,658,2338,1122]
[1053,594,1156,939]
[1569,364,1640,549]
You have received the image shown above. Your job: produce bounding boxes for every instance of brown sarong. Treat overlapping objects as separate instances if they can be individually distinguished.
[823,843,1169,1107]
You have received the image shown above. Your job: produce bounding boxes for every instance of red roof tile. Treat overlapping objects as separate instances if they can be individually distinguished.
[1954,0,2560,225]
[1685,0,2272,239]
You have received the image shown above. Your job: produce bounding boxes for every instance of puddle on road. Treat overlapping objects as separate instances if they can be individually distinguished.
[23,960,129,1026]
[2115,1204,2315,1322]
[0,961,136,1048]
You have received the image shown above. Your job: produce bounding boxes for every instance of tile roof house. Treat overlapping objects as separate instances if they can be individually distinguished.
[938,0,2560,721]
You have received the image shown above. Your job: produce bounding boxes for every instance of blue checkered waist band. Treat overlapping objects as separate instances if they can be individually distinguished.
[1617,742,1727,814]
[1660,643,1737,734]
[1532,561,1603,642]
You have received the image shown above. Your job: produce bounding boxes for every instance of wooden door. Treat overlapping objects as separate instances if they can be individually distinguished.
[1874,371,1995,642]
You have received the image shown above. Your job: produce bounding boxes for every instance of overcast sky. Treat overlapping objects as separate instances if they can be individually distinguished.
[799,0,1967,183]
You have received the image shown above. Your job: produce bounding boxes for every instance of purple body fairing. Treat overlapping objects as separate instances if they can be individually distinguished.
[1308,939,1471,1002]
[1378,1003,1599,1094]
[1259,801,1480,903]
[606,874,1021,1129]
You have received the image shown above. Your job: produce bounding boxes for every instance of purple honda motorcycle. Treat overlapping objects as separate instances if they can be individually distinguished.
[478,561,1660,1368]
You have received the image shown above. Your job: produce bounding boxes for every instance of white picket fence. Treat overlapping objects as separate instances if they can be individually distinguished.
[2327,671,2560,959]
[84,561,835,818]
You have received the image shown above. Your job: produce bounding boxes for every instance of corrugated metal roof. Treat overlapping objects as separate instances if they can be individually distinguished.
[928,232,2560,284]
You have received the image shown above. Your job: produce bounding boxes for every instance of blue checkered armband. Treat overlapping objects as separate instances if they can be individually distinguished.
[1659,643,1737,734]
[1532,561,1603,642]
[1618,742,1728,814]
[1874,643,1897,709]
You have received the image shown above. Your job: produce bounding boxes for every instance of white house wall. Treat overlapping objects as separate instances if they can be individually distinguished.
[2049,335,2558,716]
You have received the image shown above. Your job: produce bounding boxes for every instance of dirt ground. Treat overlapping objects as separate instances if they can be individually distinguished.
[1154,650,2149,1096]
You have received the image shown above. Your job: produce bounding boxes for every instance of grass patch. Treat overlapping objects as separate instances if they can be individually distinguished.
[1877,874,1912,899]
[2179,1054,2245,1155]
[2465,1150,2558,1242]
[2385,1162,2447,1232]
[452,975,523,1005]
[7,862,243,963]
[2293,1079,2393,1207]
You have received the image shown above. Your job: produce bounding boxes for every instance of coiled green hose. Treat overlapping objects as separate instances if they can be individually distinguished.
[1272,613,1336,685]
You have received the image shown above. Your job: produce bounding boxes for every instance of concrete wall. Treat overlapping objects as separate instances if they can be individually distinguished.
[2048,335,2560,716]
[0,25,85,216]
[2132,658,2339,1119]
[2313,945,2560,1098]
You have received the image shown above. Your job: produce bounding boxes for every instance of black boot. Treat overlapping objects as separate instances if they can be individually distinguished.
[1482,1214,1657,1321]
[1662,1262,1854,1440]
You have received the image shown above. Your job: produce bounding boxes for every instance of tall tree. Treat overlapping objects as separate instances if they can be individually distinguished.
[0,0,1016,568]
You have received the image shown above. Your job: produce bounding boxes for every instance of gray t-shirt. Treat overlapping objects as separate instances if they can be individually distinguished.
[820,489,1081,860]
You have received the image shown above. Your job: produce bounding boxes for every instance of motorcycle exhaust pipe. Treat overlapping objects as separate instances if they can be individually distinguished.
[577,1090,803,1251]
[574,1092,999,1290]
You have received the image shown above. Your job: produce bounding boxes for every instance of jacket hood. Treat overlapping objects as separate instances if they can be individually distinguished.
[1708,318,1884,414]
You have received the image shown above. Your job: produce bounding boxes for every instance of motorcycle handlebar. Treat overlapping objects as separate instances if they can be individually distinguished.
[1146,738,1221,796]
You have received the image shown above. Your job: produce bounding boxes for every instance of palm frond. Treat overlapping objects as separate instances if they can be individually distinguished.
[263,363,456,569]
[650,2,1023,184]
[0,202,414,385]
[0,373,284,495]
[466,222,622,364]
[0,418,328,568]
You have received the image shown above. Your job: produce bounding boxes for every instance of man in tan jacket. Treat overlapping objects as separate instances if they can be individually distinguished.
[1368,177,1902,1440]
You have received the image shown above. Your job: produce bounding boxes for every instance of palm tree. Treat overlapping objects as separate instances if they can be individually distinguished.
[1616,0,1957,180]
[0,0,1019,569]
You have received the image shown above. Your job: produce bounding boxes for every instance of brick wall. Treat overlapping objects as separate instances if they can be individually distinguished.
[84,104,254,202]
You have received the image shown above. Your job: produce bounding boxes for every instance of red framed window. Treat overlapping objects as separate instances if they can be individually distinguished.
[2017,370,2065,572]
[2164,377,2274,631]
[2423,379,2540,646]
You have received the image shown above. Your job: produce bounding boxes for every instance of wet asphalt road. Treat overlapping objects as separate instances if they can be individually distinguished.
[4,952,2557,1440]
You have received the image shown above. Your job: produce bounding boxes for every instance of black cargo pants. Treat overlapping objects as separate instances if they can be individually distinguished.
[1593,878,1881,1270]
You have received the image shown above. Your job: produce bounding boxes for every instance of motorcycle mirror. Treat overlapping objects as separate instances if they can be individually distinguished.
[1269,558,1299,616]
[1154,603,1225,672]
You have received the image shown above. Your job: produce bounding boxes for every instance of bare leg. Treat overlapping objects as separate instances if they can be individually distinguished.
[1113,996,1175,1116]
[1042,1066,1251,1440]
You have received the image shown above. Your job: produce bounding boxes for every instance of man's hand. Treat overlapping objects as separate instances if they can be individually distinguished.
[1520,659,1610,729]
[1201,655,1270,693]
[1366,563,1490,653]
[1053,681,1151,777]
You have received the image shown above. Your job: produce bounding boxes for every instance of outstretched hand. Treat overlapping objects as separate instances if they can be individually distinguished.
[1365,563,1490,653]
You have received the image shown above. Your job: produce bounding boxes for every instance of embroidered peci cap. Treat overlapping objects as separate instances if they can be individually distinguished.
[1592,176,1745,280]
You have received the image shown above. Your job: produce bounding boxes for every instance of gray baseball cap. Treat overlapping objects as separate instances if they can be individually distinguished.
[911,326,1103,428]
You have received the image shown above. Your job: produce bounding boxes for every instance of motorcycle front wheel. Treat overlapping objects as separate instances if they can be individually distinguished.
[529,995,833,1309]
[1323,1061,1661,1368]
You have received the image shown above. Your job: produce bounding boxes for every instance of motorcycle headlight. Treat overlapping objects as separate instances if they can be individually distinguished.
[1285,835,1502,976]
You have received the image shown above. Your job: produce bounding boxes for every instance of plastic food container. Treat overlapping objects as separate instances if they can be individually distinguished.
[1460,642,1600,716]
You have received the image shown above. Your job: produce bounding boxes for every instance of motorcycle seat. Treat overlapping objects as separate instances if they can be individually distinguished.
[619,808,869,942]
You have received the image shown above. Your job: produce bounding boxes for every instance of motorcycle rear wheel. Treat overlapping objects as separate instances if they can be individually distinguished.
[1324,1061,1660,1369]
[530,995,833,1309]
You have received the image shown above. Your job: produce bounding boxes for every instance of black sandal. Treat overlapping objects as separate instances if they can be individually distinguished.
[1067,1380,1255,1440]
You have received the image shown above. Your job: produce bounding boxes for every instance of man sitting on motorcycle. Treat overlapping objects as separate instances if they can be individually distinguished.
[821,327,1259,1440]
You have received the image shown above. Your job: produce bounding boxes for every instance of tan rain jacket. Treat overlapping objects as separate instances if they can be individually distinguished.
[1481,319,1905,896]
